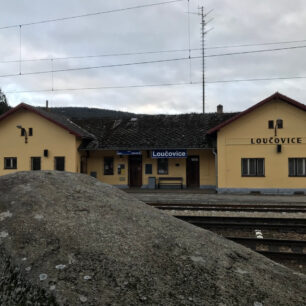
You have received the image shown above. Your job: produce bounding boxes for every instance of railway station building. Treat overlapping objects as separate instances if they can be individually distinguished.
[0,92,305,194]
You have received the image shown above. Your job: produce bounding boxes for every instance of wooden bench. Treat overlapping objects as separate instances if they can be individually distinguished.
[158,177,183,189]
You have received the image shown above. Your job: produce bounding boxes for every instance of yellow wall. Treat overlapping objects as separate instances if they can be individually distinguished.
[0,109,216,188]
[217,99,306,190]
[143,149,216,186]
[0,109,81,175]
[86,151,129,186]
[86,149,216,187]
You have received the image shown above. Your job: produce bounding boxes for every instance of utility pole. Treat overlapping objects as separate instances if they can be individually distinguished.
[199,6,213,113]
[189,5,213,113]
[200,6,205,113]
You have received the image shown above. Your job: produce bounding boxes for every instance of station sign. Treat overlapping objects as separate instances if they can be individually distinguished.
[151,150,187,158]
[250,137,302,144]
[117,150,142,155]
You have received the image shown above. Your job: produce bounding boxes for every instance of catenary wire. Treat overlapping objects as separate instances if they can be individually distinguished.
[1,43,306,65]
[0,57,194,78]
[0,44,306,78]
[4,76,306,94]
[0,0,184,30]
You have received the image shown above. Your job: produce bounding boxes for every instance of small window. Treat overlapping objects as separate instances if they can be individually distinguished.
[241,158,264,177]
[29,128,33,136]
[54,157,65,171]
[276,119,283,128]
[289,158,306,177]
[4,157,17,169]
[21,128,26,136]
[31,157,41,170]
[268,120,274,129]
[145,164,152,174]
[104,157,114,175]
[90,171,97,178]
[158,158,168,175]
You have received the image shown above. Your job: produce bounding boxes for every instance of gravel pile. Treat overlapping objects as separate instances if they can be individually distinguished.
[0,171,305,305]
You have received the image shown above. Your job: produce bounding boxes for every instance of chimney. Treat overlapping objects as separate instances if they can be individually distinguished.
[217,104,223,114]
[46,100,49,111]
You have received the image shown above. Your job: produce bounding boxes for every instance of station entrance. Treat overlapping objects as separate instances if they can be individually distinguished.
[129,155,142,187]
[186,155,200,188]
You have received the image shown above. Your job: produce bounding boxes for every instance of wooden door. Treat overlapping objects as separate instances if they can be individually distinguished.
[129,156,142,187]
[80,156,87,174]
[187,156,200,188]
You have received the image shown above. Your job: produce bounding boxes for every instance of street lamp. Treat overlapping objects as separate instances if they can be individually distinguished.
[274,119,283,137]
[16,125,28,143]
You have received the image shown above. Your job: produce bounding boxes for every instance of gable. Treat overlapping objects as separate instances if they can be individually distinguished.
[0,103,94,139]
[217,98,306,143]
[207,92,306,135]
[0,108,78,146]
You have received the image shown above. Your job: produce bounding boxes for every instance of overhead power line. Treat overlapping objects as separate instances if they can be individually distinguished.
[0,44,305,79]
[206,39,306,49]
[1,43,306,65]
[0,0,184,30]
[0,57,193,78]
[205,44,306,58]
[4,75,306,94]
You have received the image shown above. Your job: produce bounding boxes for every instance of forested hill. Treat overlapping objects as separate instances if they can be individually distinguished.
[40,107,138,119]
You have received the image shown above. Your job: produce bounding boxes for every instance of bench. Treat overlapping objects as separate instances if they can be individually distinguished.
[158,177,183,189]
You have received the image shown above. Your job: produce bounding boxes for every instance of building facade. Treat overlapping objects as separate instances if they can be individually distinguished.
[208,93,306,194]
[0,92,305,194]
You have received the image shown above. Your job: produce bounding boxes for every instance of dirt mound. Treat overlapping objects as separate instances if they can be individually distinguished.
[0,171,305,305]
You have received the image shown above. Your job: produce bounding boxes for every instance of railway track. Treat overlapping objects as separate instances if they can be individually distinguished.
[149,202,306,213]
[149,203,306,265]
[174,215,306,231]
[226,237,306,260]
[174,215,306,262]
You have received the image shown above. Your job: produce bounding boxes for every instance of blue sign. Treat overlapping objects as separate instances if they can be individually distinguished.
[117,150,142,156]
[151,150,187,158]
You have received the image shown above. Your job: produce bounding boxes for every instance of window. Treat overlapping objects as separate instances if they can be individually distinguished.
[4,157,17,169]
[90,171,97,178]
[54,157,65,171]
[158,158,168,175]
[289,158,306,177]
[21,128,26,136]
[104,157,114,175]
[268,120,274,129]
[31,157,41,170]
[29,128,33,136]
[276,119,283,128]
[241,158,264,177]
[145,164,152,174]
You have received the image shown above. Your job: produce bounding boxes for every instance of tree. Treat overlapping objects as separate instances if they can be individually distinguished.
[0,89,10,115]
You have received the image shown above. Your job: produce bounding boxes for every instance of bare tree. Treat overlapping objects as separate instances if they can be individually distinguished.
[0,89,10,115]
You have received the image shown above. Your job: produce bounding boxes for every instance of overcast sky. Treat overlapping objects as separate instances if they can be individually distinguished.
[0,0,306,114]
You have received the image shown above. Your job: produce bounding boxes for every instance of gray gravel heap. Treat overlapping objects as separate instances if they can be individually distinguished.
[0,171,305,306]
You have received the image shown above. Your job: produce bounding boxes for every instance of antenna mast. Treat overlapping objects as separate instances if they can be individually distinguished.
[200,6,205,113]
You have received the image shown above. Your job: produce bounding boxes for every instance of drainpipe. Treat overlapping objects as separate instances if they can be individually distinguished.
[212,148,218,191]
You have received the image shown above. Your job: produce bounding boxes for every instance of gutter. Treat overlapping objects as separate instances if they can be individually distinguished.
[78,147,217,151]
[212,148,218,189]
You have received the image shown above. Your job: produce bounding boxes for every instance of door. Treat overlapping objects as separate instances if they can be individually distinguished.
[187,156,200,188]
[129,156,142,187]
[80,156,87,174]
[31,157,41,170]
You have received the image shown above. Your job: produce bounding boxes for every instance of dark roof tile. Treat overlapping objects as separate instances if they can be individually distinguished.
[73,112,238,150]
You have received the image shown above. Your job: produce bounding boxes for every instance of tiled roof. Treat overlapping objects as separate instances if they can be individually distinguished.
[73,112,238,150]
